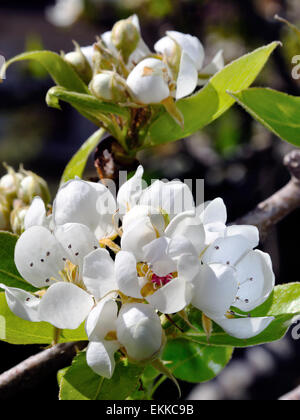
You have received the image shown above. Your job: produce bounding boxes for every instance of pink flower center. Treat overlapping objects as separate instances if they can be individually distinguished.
[152,273,173,287]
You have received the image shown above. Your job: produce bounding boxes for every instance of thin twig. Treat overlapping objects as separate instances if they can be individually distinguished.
[0,341,87,400]
[234,150,300,240]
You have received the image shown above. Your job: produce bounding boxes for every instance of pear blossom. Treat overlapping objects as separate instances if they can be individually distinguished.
[45,0,84,27]
[155,31,224,99]
[118,166,197,260]
[126,58,171,105]
[1,223,118,329]
[86,300,163,378]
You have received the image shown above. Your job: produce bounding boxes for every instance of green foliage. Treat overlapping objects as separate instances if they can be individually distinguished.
[2,51,89,93]
[0,232,37,292]
[163,340,233,383]
[59,352,144,400]
[230,88,300,147]
[60,128,105,185]
[0,292,87,344]
[145,42,279,146]
[167,284,300,349]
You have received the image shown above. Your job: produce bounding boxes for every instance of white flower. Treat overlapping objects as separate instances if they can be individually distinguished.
[52,178,117,240]
[118,166,196,260]
[86,300,163,378]
[45,0,84,28]
[155,31,204,100]
[170,225,275,339]
[127,58,171,104]
[155,31,224,98]
[1,223,118,329]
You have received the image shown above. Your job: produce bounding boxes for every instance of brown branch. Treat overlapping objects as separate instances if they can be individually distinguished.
[0,341,87,400]
[234,150,300,240]
[279,385,300,400]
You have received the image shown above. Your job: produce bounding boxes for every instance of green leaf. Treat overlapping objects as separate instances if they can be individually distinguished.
[2,51,89,93]
[60,128,105,185]
[46,86,130,119]
[0,232,37,292]
[176,284,300,348]
[145,42,279,146]
[59,352,144,400]
[0,292,87,344]
[229,88,300,147]
[163,339,233,383]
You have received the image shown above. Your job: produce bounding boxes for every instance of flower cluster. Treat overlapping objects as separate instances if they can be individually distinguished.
[63,15,224,127]
[1,167,275,379]
[0,165,50,234]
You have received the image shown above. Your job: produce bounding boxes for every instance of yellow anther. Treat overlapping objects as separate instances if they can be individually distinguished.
[141,282,156,298]
[99,238,121,254]
[105,331,118,341]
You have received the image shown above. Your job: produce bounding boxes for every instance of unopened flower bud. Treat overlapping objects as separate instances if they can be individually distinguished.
[64,42,93,83]
[0,164,24,202]
[116,303,163,363]
[0,197,10,230]
[90,72,128,103]
[93,40,116,73]
[18,169,50,206]
[111,17,140,63]
[10,205,28,235]
[127,58,171,104]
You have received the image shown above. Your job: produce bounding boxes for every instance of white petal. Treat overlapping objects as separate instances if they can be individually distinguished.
[143,237,176,277]
[127,58,170,104]
[198,198,227,225]
[165,212,205,254]
[234,250,275,312]
[214,316,275,340]
[139,180,195,220]
[15,226,65,288]
[24,197,48,230]
[177,253,201,283]
[86,341,120,379]
[53,179,116,240]
[117,165,144,215]
[0,284,40,322]
[121,216,157,261]
[192,264,238,318]
[38,282,94,329]
[117,303,162,361]
[202,235,254,267]
[225,225,259,250]
[122,205,165,234]
[166,31,205,70]
[102,30,118,56]
[81,45,94,67]
[83,249,117,300]
[176,51,198,99]
[168,236,198,260]
[55,223,99,277]
[115,251,142,299]
[85,299,118,341]
[154,36,176,58]
[147,277,192,314]
[198,50,224,86]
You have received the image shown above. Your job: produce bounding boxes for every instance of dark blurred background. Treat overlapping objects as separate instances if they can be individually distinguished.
[1,0,300,401]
